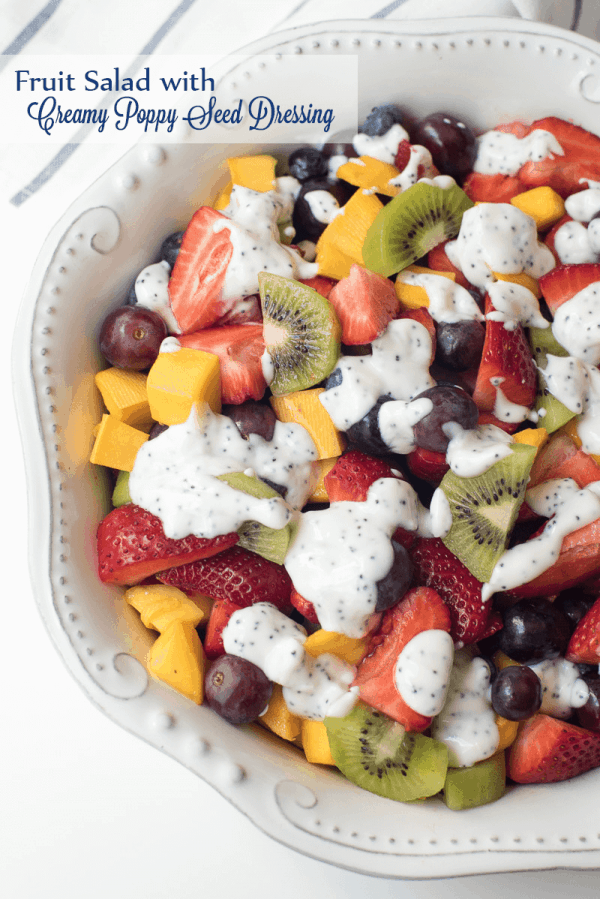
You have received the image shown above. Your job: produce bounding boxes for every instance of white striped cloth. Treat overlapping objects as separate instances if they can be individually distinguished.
[1,0,597,251]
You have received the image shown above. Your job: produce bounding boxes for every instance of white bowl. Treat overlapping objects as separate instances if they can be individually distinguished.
[13,16,600,880]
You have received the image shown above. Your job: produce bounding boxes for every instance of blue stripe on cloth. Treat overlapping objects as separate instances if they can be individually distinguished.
[9,0,198,206]
[0,0,64,71]
[371,0,411,18]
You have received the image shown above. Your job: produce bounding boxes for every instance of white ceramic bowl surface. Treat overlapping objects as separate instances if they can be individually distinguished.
[13,17,600,880]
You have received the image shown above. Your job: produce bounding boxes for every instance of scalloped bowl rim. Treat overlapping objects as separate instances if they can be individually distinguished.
[12,16,600,880]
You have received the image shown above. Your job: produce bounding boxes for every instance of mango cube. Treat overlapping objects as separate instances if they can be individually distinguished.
[270,388,345,461]
[301,719,336,765]
[89,414,148,471]
[94,367,153,431]
[304,629,368,665]
[147,621,206,704]
[336,156,400,197]
[227,155,277,192]
[395,266,457,310]
[307,457,338,502]
[213,179,233,210]
[260,684,302,742]
[147,347,221,424]
[316,189,383,273]
[513,427,548,452]
[510,186,565,231]
[492,270,541,298]
[125,584,205,632]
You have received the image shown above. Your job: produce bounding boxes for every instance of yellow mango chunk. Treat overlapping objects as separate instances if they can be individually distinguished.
[314,238,356,280]
[94,367,153,432]
[336,156,400,197]
[187,592,214,623]
[301,719,336,765]
[270,388,345,461]
[146,347,221,424]
[125,584,205,632]
[492,270,541,299]
[89,414,148,471]
[510,186,565,232]
[395,266,456,309]
[304,629,368,665]
[493,650,519,670]
[496,715,519,752]
[227,155,277,192]
[513,426,548,452]
[213,179,233,210]
[259,684,302,742]
[316,189,383,269]
[147,621,206,704]
[307,457,338,502]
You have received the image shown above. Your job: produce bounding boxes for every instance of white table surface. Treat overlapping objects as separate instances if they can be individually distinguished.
[4,5,600,897]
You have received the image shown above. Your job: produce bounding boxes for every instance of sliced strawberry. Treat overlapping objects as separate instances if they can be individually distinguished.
[472,295,537,413]
[495,121,530,139]
[410,538,495,645]
[518,117,600,198]
[528,432,600,488]
[326,264,399,345]
[394,139,412,173]
[97,505,238,586]
[392,527,417,551]
[179,323,266,405]
[508,517,600,599]
[507,713,600,783]
[299,275,337,299]
[544,214,572,264]
[427,242,471,289]
[396,305,436,362]
[407,447,449,485]
[203,598,244,659]
[566,597,600,665]
[290,588,320,625]
[158,544,293,610]
[539,263,600,315]
[352,587,452,731]
[324,450,401,503]
[168,207,234,334]
[462,171,526,204]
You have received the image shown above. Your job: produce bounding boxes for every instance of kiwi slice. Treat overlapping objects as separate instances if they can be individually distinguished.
[258,272,341,397]
[362,182,474,277]
[442,752,506,811]
[217,471,291,564]
[440,442,537,583]
[324,703,448,803]
[112,470,131,507]
[530,326,576,433]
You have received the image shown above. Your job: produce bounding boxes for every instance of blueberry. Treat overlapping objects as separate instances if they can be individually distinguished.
[346,395,394,456]
[360,104,405,137]
[160,231,185,268]
[288,147,329,183]
[498,598,570,664]
[375,540,413,612]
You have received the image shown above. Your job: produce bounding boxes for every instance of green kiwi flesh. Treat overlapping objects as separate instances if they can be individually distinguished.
[442,752,506,810]
[325,703,448,803]
[530,326,576,433]
[258,272,341,397]
[440,442,537,583]
[112,470,131,507]
[217,471,291,564]
[362,182,474,277]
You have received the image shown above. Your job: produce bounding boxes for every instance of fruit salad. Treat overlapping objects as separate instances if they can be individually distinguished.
[91,104,600,810]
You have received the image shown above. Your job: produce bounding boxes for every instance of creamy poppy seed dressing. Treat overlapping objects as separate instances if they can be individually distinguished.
[284,478,425,638]
[486,281,548,331]
[431,651,499,767]
[565,187,600,222]
[387,144,436,191]
[551,281,600,364]
[481,480,600,601]
[542,355,600,455]
[378,397,433,455]
[135,261,181,333]
[529,657,589,719]
[213,181,318,299]
[319,318,435,431]
[445,203,555,291]
[394,629,454,717]
[303,189,340,224]
[394,271,484,324]
[352,123,409,165]
[473,129,564,176]
[443,422,514,477]
[554,221,600,265]
[129,402,319,538]
[222,602,359,719]
[492,382,535,424]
